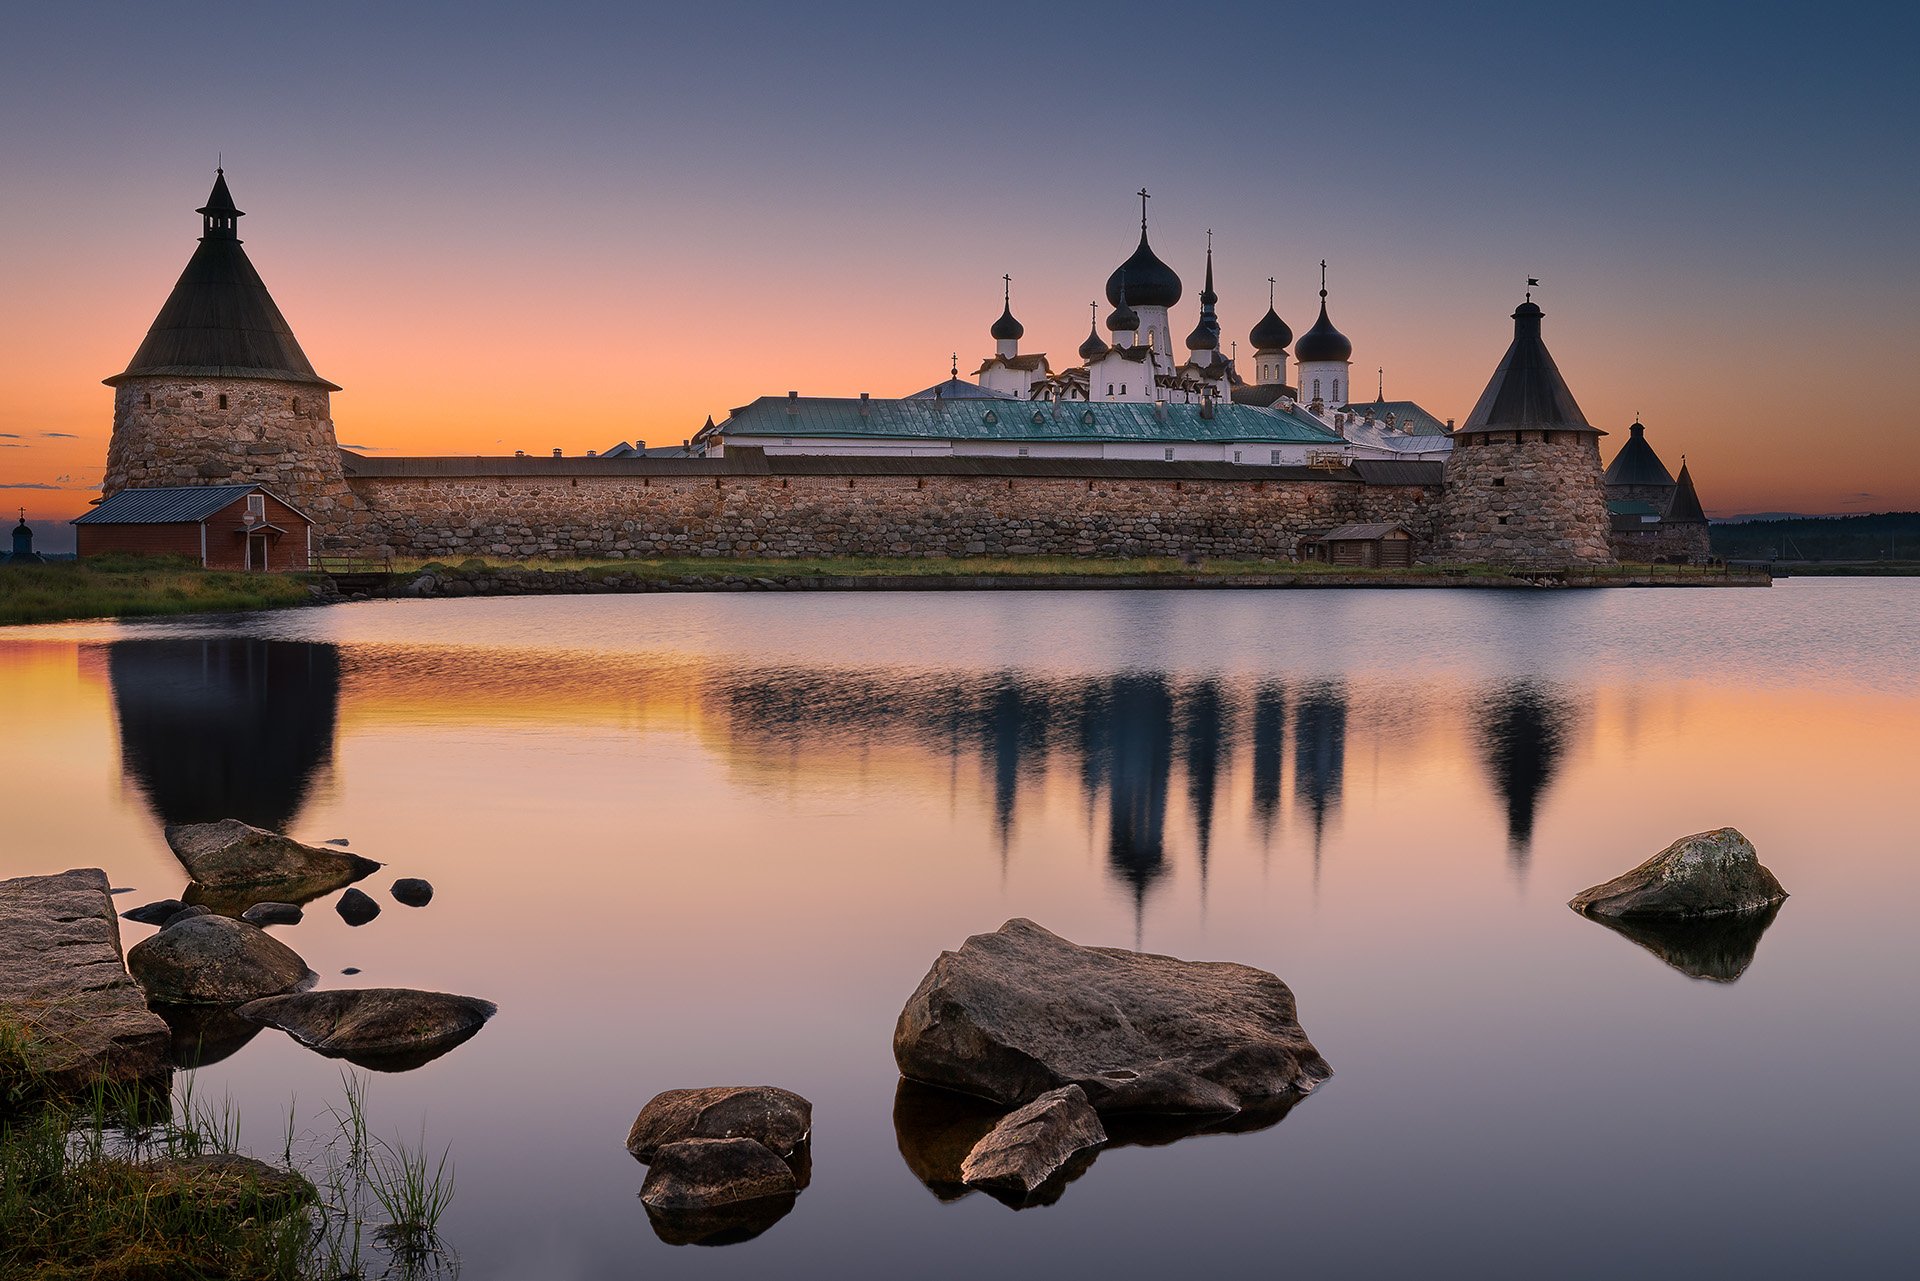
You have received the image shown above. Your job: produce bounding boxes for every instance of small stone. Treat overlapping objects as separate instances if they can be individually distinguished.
[161,904,215,928]
[123,898,187,926]
[241,902,303,927]
[960,1085,1107,1201]
[391,878,434,907]
[1569,827,1788,918]
[336,888,380,926]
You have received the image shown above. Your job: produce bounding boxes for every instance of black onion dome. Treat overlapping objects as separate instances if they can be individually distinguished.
[1105,231,1182,309]
[990,302,1024,342]
[1294,299,1352,363]
[1107,286,1139,332]
[1249,306,1292,352]
[1079,324,1110,362]
[1185,317,1220,351]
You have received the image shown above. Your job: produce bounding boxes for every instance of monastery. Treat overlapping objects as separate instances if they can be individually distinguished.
[80,170,1714,570]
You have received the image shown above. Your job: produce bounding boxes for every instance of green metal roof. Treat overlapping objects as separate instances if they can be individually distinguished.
[719,396,1345,446]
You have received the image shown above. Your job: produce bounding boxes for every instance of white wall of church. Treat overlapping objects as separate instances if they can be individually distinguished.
[1254,351,1289,386]
[1298,360,1350,406]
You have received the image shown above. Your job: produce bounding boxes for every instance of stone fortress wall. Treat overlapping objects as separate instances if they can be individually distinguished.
[344,463,1442,562]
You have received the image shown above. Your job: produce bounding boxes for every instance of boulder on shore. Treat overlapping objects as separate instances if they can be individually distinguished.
[165,819,381,905]
[0,869,172,1094]
[960,1084,1107,1204]
[126,914,314,1006]
[1569,827,1788,919]
[238,988,496,1071]
[894,918,1331,1115]
[627,1087,812,1163]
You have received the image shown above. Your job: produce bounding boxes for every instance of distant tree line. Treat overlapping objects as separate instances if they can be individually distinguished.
[1711,512,1920,561]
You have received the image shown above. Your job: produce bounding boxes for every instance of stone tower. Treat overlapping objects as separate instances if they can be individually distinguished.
[103,169,364,546]
[1431,296,1613,567]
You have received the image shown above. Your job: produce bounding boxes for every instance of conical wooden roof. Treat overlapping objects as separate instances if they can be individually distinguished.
[1666,461,1707,523]
[1456,301,1597,436]
[107,172,338,390]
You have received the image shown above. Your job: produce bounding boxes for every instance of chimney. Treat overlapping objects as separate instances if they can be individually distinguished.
[514,450,526,458]
[860,392,870,415]
[553,448,563,458]
[586,450,598,458]
[787,391,798,415]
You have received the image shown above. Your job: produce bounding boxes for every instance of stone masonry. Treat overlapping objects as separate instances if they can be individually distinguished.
[349,468,1439,562]
[1430,433,1614,567]
[104,376,370,544]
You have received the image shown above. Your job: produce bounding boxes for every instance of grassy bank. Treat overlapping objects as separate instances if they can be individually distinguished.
[0,556,316,627]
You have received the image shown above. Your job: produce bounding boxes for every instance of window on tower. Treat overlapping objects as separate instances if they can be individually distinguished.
[1313,379,1321,398]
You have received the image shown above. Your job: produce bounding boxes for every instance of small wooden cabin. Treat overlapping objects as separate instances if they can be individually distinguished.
[73,485,313,570]
[1310,522,1414,568]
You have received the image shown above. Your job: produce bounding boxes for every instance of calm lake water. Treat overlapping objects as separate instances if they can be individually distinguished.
[2,581,1916,1278]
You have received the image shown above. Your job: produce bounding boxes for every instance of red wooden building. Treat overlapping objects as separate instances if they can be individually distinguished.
[73,484,313,570]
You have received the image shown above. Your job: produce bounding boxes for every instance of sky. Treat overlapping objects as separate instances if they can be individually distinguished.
[3,0,1917,537]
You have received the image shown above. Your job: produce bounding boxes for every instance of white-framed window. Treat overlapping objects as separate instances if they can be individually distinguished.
[1313,378,1321,398]
[1270,449,1282,464]
[1164,447,1174,460]
[246,494,265,521]
[1233,450,1242,463]
[1333,380,1342,402]
[1017,446,1029,457]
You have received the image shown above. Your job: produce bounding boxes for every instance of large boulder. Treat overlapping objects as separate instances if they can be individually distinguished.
[238,988,496,1071]
[626,1087,812,1163]
[1569,828,1788,918]
[165,819,381,906]
[894,918,1331,1115]
[126,914,314,1006]
[960,1084,1107,1204]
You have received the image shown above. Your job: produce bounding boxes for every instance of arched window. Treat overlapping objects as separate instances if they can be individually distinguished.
[1107,384,1114,396]
[1333,380,1341,402]
[1312,378,1321,398]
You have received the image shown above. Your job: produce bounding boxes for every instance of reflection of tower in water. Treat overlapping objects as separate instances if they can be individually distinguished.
[983,677,1050,864]
[1293,682,1348,878]
[1101,675,1174,942]
[1249,683,1286,847]
[1477,680,1574,872]
[1179,679,1229,899]
[108,639,340,831]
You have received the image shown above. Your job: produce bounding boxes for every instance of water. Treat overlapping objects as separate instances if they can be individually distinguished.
[2,581,1915,1278]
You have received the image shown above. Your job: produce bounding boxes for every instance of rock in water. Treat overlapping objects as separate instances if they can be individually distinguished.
[960,1085,1107,1202]
[640,1137,799,1212]
[627,1087,813,1163]
[241,901,303,927]
[161,905,213,928]
[140,1153,314,1219]
[126,915,314,1006]
[165,820,381,903]
[1569,827,1788,918]
[238,988,496,1071]
[391,878,434,907]
[336,888,380,926]
[122,898,187,926]
[894,918,1331,1114]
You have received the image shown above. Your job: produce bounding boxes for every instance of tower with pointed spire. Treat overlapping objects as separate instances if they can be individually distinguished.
[1431,292,1614,567]
[102,168,364,546]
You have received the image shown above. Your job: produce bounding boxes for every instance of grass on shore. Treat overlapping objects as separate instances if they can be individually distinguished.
[0,555,315,627]
[0,1059,457,1281]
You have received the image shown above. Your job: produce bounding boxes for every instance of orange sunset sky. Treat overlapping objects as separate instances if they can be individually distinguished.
[4,3,1917,541]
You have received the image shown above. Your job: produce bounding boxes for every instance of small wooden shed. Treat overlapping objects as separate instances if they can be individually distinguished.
[73,484,313,570]
[1311,522,1414,568]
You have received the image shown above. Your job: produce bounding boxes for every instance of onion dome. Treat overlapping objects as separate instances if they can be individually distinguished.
[989,276,1024,341]
[1294,264,1352,363]
[1250,278,1292,351]
[1104,193,1182,309]
[1079,304,1110,362]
